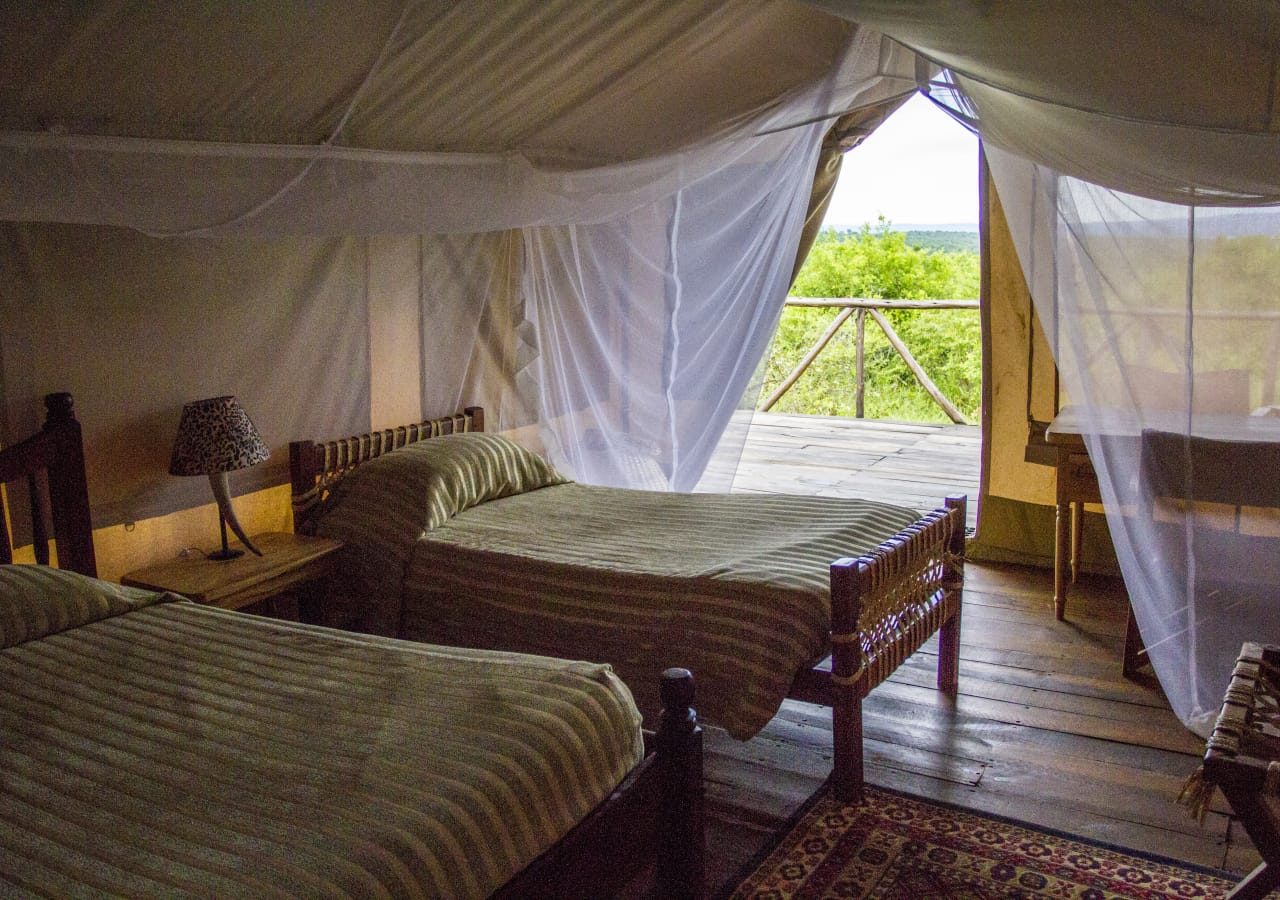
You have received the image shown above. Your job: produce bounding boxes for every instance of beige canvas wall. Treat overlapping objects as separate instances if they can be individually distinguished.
[971,160,1116,573]
[1,227,429,580]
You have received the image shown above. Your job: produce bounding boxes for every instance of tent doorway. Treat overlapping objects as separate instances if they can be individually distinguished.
[722,93,981,525]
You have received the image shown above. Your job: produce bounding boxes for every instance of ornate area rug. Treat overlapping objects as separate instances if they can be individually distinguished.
[727,785,1239,899]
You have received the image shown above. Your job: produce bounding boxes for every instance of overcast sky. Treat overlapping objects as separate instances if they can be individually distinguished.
[822,92,980,230]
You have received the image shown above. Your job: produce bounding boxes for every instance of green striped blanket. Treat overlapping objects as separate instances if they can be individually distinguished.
[318,460,921,738]
[0,565,644,898]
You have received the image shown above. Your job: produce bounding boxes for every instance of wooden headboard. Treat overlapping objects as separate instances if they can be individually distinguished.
[0,392,97,576]
[288,406,485,533]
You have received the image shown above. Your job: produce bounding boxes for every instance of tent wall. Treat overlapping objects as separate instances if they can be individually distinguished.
[970,161,1116,573]
[0,225,431,580]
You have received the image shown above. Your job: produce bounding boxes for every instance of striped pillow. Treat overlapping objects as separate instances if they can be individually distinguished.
[324,433,570,533]
[0,564,174,648]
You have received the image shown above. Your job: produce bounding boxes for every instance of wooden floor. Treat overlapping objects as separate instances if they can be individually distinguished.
[698,413,1260,897]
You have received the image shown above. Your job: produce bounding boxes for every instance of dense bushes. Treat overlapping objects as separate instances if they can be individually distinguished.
[760,222,982,423]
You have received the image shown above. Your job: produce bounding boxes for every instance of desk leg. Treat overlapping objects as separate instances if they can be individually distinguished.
[1054,499,1069,621]
[1070,500,1083,584]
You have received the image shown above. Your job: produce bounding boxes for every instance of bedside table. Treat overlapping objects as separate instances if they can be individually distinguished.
[121,532,344,621]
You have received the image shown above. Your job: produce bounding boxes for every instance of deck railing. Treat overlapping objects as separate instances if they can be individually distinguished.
[761,297,980,424]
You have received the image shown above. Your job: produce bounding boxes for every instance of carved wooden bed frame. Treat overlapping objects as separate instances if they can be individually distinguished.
[290,406,967,803]
[0,392,97,576]
[2,394,706,899]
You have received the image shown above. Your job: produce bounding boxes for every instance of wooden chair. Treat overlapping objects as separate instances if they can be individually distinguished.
[1126,429,1280,676]
[1047,368,1251,624]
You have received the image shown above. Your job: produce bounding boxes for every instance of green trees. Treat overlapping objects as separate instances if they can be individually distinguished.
[760,220,982,422]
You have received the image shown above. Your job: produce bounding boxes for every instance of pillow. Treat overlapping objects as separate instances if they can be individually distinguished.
[0,565,175,649]
[320,432,570,534]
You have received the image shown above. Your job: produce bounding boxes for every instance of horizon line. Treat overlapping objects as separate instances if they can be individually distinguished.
[822,221,979,232]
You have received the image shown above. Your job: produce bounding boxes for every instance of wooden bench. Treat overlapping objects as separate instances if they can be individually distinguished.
[1197,642,1280,900]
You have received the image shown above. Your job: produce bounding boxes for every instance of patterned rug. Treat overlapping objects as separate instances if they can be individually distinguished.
[727,785,1241,899]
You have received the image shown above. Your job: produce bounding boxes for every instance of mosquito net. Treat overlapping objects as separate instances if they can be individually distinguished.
[813,0,1280,733]
[987,149,1280,734]
[1,2,920,493]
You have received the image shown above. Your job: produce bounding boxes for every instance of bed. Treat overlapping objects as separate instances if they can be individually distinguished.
[290,407,967,802]
[1,393,705,899]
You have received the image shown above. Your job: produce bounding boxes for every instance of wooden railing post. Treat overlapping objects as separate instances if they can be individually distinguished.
[762,297,977,424]
[854,308,866,419]
[760,306,855,413]
[867,308,971,425]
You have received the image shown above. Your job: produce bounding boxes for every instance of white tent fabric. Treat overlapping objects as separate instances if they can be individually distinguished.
[809,0,1280,204]
[1,1,919,492]
[812,0,1280,733]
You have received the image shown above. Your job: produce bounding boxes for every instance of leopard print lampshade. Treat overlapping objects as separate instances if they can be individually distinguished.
[169,396,269,476]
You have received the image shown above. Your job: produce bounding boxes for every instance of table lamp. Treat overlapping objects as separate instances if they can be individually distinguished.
[169,395,270,561]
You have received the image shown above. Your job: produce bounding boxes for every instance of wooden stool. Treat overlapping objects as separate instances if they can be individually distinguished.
[1189,642,1280,900]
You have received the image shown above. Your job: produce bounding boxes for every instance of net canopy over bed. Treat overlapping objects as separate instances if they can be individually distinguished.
[0,0,920,494]
[814,0,1280,735]
[4,0,1280,733]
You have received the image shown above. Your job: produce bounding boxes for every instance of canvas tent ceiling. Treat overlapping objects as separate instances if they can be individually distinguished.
[812,0,1280,203]
[0,1,905,236]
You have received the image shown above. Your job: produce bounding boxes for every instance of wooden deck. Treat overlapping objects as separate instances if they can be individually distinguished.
[696,413,1259,896]
[722,412,981,528]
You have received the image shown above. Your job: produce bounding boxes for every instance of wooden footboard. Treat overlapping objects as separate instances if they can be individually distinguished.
[790,494,967,802]
[494,668,705,899]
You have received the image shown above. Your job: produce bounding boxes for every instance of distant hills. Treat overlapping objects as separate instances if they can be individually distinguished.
[903,229,979,253]
[821,223,979,254]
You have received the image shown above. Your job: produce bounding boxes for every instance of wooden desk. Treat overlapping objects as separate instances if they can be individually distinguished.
[1045,406,1280,621]
[122,532,343,620]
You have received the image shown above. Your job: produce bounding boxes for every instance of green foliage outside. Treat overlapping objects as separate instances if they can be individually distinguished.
[761,220,982,423]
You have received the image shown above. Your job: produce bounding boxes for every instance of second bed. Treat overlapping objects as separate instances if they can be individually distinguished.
[291,408,966,800]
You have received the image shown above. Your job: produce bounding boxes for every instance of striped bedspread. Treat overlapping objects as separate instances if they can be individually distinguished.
[0,565,644,899]
[324,481,921,739]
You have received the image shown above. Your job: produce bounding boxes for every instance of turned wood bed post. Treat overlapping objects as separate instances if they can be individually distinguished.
[938,493,967,693]
[657,667,705,900]
[829,556,866,804]
[41,393,97,577]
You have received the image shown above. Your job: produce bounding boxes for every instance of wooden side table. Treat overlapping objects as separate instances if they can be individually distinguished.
[121,532,344,621]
